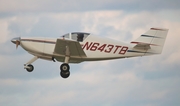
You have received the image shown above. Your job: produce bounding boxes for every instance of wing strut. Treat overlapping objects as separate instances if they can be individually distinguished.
[64,46,70,63]
[25,56,38,66]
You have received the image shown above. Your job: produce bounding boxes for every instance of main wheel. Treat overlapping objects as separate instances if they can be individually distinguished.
[26,64,34,72]
[60,63,70,78]
[60,63,70,72]
[60,70,70,78]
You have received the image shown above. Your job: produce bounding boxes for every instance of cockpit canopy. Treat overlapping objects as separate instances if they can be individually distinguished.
[62,32,90,42]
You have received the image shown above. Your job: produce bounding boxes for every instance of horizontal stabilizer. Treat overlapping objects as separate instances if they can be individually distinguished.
[131,28,168,55]
[131,42,151,49]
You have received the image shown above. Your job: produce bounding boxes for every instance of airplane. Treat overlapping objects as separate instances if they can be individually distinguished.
[11,28,168,78]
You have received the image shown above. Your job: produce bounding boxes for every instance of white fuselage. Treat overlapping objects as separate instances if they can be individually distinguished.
[19,35,144,63]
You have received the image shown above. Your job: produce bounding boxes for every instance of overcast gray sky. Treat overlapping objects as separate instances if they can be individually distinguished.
[0,0,180,106]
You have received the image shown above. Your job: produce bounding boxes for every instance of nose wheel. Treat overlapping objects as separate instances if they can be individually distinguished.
[24,56,38,72]
[60,63,70,78]
[24,64,34,72]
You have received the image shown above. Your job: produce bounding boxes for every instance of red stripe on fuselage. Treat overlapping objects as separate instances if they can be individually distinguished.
[21,39,56,44]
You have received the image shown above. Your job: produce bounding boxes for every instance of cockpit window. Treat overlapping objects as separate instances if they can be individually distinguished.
[62,32,90,42]
[72,32,90,42]
[77,33,84,42]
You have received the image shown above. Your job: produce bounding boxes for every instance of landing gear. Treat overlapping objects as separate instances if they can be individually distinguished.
[23,44,72,78]
[60,63,70,78]
[25,64,34,72]
[24,56,38,72]
[60,45,71,78]
[60,63,70,71]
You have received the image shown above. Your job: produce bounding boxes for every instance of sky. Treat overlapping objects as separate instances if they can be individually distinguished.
[0,0,180,106]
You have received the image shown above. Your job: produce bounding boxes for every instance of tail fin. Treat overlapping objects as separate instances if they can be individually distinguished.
[131,28,168,55]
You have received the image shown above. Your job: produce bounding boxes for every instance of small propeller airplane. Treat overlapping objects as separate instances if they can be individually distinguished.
[11,28,168,78]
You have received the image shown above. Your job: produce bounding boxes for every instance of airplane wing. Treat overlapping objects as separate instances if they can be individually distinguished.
[53,39,86,58]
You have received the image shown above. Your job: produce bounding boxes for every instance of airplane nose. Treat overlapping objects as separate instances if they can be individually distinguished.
[11,37,20,44]
[11,37,21,49]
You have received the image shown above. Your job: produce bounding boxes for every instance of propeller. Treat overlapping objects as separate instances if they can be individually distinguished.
[11,37,21,49]
[16,40,20,49]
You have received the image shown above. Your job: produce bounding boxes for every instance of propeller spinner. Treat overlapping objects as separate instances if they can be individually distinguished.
[11,37,21,49]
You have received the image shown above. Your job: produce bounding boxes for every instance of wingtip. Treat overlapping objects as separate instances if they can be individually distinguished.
[150,28,168,31]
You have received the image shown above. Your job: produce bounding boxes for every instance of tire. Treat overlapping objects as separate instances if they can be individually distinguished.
[60,71,70,78]
[60,63,70,72]
[60,63,70,78]
[26,64,34,72]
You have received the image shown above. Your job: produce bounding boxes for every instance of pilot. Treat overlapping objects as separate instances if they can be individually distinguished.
[77,33,84,42]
